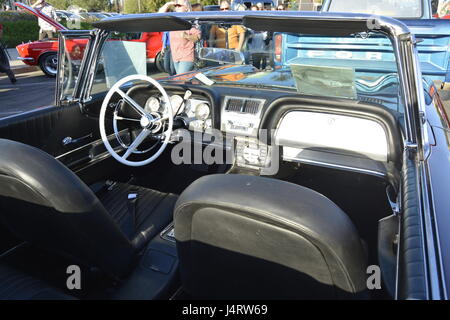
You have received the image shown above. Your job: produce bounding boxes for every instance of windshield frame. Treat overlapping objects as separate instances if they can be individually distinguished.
[77,11,425,158]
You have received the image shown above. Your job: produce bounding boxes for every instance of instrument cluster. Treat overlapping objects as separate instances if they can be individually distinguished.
[144,91,212,131]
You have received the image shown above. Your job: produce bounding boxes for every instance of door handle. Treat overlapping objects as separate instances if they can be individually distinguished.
[62,133,93,146]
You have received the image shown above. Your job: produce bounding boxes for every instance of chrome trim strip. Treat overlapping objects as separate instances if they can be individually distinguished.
[17,57,34,62]
[56,130,128,160]
[282,154,386,178]
[160,222,176,243]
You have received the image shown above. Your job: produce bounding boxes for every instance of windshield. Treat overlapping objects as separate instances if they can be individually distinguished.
[91,22,403,115]
[328,0,422,18]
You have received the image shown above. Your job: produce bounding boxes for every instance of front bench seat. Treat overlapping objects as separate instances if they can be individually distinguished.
[0,139,176,280]
[174,174,368,299]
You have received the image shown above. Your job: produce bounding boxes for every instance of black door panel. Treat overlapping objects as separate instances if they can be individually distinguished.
[0,103,99,158]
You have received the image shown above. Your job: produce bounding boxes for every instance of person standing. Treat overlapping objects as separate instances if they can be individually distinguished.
[162,32,176,76]
[209,1,245,51]
[0,23,17,84]
[159,0,201,74]
[31,0,57,40]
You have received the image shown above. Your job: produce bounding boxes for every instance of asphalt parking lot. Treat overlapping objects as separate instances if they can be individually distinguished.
[0,70,55,119]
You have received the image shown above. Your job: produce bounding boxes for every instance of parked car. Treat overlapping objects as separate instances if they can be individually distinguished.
[87,12,109,20]
[14,2,163,77]
[0,10,449,300]
[320,0,450,85]
[55,10,85,22]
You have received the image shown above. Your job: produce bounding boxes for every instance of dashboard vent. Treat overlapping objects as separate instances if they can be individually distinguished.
[225,98,245,112]
[243,99,260,114]
[225,98,262,114]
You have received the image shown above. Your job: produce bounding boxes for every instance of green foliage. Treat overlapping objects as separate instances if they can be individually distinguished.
[124,0,165,13]
[49,0,111,11]
[1,20,40,47]
[198,0,217,6]
[70,0,111,11]
[0,11,37,22]
[49,0,72,10]
[124,0,219,14]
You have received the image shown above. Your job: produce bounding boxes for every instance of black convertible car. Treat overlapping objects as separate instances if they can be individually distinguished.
[0,11,449,300]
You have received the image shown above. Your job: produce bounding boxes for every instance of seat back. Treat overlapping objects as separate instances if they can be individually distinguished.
[0,139,135,279]
[174,174,368,299]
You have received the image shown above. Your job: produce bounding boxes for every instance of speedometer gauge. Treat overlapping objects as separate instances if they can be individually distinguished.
[195,103,210,120]
[145,96,160,113]
[170,95,184,114]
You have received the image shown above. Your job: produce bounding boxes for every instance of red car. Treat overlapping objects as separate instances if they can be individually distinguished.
[15,3,163,77]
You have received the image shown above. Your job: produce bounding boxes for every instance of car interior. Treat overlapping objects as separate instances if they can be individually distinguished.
[0,15,428,300]
[0,78,426,300]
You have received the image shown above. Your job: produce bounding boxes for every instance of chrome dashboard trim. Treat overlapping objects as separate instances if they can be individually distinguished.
[282,153,387,178]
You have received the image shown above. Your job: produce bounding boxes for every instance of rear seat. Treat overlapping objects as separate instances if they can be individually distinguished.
[0,264,75,300]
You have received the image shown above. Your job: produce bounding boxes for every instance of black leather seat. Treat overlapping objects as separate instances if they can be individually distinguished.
[0,263,75,300]
[174,174,368,299]
[0,139,176,280]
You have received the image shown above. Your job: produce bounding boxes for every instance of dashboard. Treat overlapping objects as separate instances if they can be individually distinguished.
[121,83,400,179]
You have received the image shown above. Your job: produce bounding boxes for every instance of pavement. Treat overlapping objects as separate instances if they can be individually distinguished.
[0,70,55,119]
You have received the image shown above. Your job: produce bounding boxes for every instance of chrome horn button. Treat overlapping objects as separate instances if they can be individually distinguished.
[140,114,153,128]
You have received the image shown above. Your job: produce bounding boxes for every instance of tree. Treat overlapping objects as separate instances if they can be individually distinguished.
[71,0,110,11]
[124,0,219,14]
[49,0,71,10]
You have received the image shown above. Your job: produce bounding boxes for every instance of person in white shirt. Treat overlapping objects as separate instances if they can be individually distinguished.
[31,0,57,40]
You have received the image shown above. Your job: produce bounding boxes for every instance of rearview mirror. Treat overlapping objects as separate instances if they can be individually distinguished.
[198,47,245,65]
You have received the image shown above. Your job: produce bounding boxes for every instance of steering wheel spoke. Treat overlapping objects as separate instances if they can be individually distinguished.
[116,88,147,116]
[113,112,141,122]
[122,129,151,160]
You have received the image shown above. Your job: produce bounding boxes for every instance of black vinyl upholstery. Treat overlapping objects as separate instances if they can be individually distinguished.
[397,154,427,299]
[0,264,75,300]
[95,182,178,249]
[0,139,176,281]
[174,174,368,299]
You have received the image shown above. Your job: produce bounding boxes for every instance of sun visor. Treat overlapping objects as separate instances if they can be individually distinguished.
[243,15,370,36]
[93,15,192,32]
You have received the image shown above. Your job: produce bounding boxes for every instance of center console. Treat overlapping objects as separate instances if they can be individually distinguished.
[221,96,275,175]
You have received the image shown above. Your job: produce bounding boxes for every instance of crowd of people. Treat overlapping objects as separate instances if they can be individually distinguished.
[158,0,286,75]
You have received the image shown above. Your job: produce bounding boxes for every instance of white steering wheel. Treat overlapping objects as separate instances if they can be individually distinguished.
[99,74,173,167]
